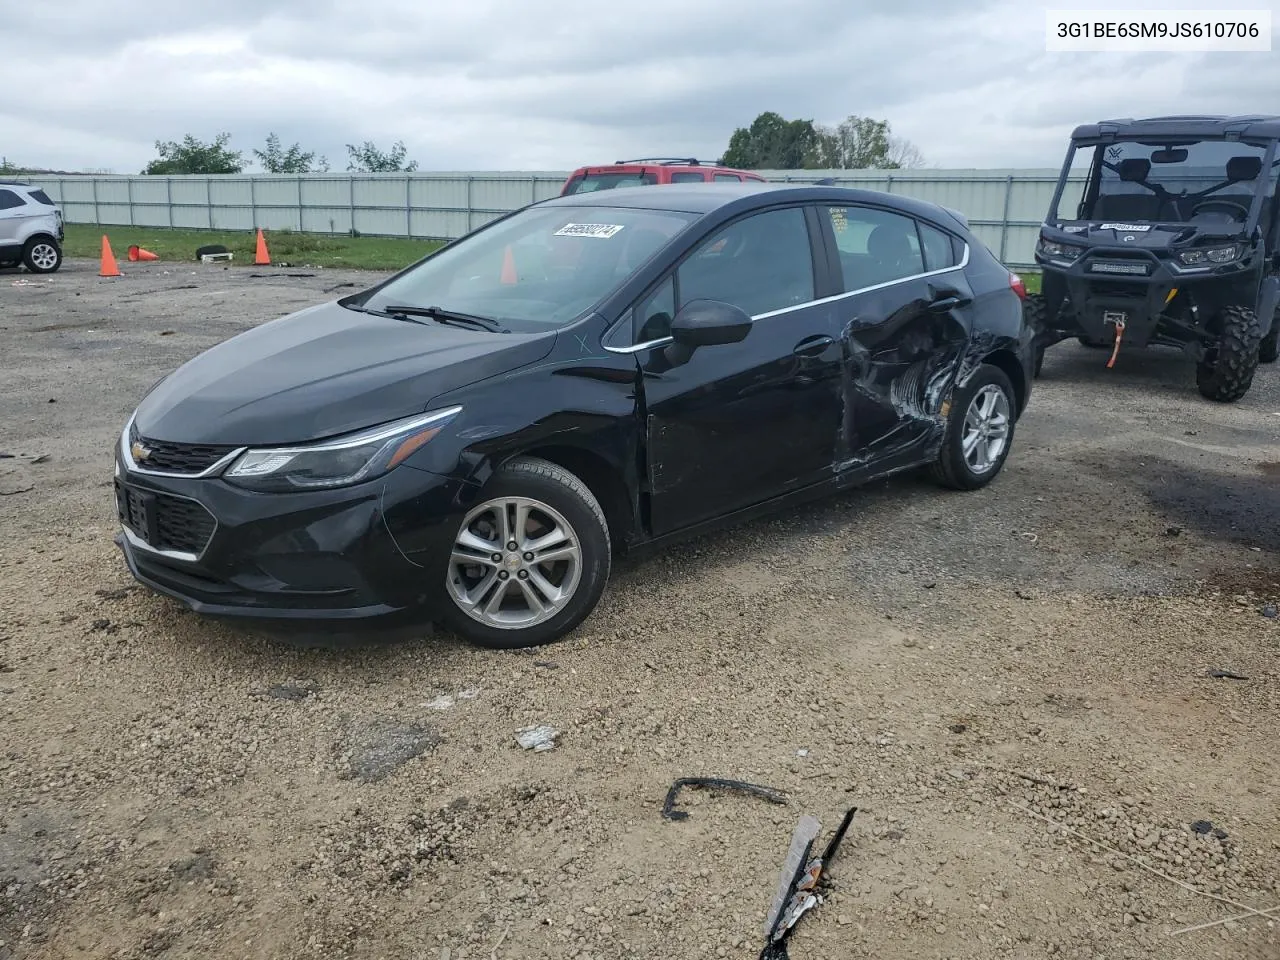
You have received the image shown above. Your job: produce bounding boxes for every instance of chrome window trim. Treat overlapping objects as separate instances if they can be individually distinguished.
[120,415,247,478]
[603,242,970,354]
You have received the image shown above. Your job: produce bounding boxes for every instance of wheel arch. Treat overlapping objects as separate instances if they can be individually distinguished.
[495,444,636,554]
[980,347,1028,417]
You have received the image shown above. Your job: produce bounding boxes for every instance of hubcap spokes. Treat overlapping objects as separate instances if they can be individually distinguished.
[447,496,582,629]
[961,384,1011,475]
[31,244,57,269]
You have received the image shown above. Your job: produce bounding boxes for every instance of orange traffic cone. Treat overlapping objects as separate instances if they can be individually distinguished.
[500,245,517,284]
[99,235,121,277]
[254,229,271,265]
[127,245,158,262]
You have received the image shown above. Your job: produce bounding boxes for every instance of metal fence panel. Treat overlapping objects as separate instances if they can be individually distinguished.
[26,169,1095,266]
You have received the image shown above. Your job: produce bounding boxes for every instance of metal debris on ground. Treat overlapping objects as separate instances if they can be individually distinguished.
[660,777,788,821]
[1207,669,1249,681]
[759,806,858,959]
[515,724,560,752]
[424,689,480,710]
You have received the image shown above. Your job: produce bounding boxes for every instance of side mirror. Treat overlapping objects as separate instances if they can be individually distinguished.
[669,299,753,347]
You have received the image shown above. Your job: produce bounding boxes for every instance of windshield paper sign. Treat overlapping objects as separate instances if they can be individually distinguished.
[1097,222,1153,232]
[555,223,625,239]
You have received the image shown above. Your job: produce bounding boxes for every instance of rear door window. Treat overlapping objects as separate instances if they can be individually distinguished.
[714,174,742,182]
[669,172,706,183]
[0,189,25,210]
[822,205,926,291]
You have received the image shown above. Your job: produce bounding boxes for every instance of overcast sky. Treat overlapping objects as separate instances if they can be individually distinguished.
[3,0,1278,174]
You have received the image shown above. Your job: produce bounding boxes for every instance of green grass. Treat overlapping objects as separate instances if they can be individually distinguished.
[1021,271,1042,295]
[62,224,445,271]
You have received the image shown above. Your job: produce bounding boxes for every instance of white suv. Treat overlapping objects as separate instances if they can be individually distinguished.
[0,181,64,273]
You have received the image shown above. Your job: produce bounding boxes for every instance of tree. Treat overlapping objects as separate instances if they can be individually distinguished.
[721,112,826,170]
[253,133,329,173]
[0,157,20,176]
[886,135,927,169]
[345,140,419,173]
[722,112,926,170]
[143,133,245,175]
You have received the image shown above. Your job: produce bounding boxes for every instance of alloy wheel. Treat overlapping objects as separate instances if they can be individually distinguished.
[961,383,1011,475]
[29,243,59,271]
[446,496,583,630]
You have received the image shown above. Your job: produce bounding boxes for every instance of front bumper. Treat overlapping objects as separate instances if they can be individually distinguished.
[1036,248,1257,348]
[112,456,473,622]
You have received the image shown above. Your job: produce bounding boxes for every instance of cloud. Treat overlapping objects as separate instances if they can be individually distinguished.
[2,0,1277,173]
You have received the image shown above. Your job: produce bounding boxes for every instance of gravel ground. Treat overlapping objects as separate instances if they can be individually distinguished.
[2,259,1279,960]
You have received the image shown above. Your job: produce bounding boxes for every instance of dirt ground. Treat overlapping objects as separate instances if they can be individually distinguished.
[2,259,1279,960]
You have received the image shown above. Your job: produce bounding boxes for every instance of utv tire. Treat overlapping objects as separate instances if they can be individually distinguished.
[1260,328,1279,364]
[435,456,611,650]
[931,363,1017,491]
[22,237,62,274]
[1023,293,1047,379]
[1196,305,1262,403]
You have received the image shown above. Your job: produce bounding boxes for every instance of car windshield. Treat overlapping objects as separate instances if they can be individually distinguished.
[562,172,659,194]
[1065,139,1279,225]
[359,205,696,331]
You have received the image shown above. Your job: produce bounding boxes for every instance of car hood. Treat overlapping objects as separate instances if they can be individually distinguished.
[133,301,556,445]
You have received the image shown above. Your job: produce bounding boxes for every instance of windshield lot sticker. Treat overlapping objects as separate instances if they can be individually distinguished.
[555,223,625,239]
[1098,223,1152,232]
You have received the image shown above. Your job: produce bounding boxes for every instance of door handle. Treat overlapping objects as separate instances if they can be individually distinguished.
[793,335,835,357]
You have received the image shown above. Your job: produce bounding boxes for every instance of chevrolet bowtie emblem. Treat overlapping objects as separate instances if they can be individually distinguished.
[130,440,152,462]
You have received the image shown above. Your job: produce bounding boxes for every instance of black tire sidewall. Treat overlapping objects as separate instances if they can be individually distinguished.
[434,465,611,649]
[23,237,61,274]
[938,365,1017,490]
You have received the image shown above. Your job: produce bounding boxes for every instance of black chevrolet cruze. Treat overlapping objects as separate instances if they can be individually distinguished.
[114,182,1035,648]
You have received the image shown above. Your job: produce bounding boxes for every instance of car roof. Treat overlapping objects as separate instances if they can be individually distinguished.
[539,181,964,226]
[1071,115,1280,142]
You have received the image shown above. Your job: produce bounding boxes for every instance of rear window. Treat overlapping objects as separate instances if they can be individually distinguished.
[562,172,659,194]
[27,189,55,206]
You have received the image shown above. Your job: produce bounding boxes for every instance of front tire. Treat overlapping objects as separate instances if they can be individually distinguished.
[22,237,62,274]
[437,457,611,649]
[1196,304,1261,403]
[931,363,1017,491]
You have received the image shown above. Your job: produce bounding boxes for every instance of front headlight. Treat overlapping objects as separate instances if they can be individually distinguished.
[1178,244,1239,267]
[1037,239,1083,262]
[223,406,462,492]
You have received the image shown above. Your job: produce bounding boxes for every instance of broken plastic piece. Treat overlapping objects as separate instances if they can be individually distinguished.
[660,777,788,821]
[759,807,857,958]
[515,724,559,751]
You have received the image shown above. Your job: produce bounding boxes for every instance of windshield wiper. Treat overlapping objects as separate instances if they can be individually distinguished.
[383,304,507,333]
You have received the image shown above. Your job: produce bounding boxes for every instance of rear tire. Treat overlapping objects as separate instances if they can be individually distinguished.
[436,456,611,649]
[22,237,61,274]
[930,363,1017,491]
[1260,328,1278,364]
[1196,304,1262,403]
